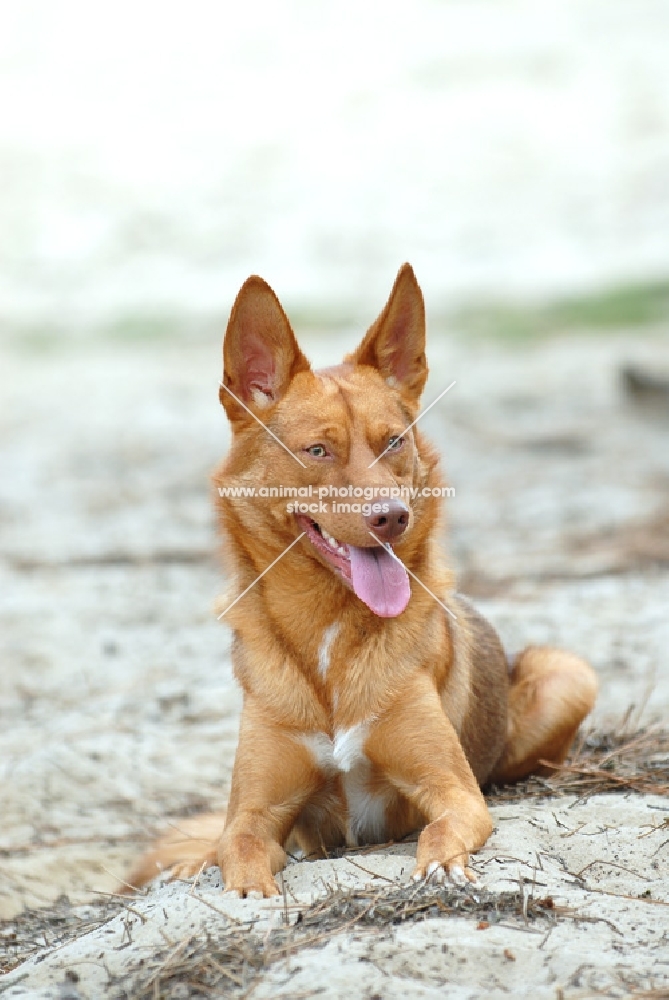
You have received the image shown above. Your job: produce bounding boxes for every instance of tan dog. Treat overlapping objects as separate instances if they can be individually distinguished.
[127,264,597,897]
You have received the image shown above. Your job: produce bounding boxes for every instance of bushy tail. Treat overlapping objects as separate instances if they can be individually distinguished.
[123,811,227,891]
[490,645,598,784]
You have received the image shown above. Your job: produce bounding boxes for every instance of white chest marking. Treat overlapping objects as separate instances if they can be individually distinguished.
[299,721,388,845]
[299,722,370,775]
[317,623,340,680]
[333,722,370,772]
[299,732,338,775]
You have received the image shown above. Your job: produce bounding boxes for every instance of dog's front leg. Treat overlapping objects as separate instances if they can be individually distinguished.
[218,697,322,897]
[365,673,493,885]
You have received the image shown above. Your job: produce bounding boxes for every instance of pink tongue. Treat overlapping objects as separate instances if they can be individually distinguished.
[348,545,411,617]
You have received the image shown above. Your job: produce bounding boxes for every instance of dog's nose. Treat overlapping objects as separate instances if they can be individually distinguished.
[365,499,409,542]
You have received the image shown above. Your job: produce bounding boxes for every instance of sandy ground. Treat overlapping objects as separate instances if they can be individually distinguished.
[1,329,668,997]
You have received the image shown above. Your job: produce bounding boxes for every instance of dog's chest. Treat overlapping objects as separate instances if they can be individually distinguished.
[300,724,390,846]
[300,624,396,845]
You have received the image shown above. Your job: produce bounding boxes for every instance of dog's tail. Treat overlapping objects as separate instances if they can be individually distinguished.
[122,811,226,892]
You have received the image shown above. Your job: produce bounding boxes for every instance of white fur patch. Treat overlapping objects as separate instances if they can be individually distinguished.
[343,765,389,845]
[298,723,389,845]
[334,722,388,845]
[250,388,272,409]
[333,722,371,773]
[317,623,340,680]
[299,732,337,775]
[299,723,371,775]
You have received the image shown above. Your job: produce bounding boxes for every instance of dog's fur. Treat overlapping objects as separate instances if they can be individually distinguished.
[126,264,597,897]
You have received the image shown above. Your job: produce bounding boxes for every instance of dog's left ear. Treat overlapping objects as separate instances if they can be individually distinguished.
[348,263,427,402]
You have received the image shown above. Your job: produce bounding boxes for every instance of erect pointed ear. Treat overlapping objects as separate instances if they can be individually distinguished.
[347,263,428,402]
[219,275,310,422]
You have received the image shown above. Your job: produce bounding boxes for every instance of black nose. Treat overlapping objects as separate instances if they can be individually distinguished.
[365,499,409,542]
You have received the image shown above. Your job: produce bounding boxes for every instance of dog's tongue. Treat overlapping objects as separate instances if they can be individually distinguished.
[348,545,411,617]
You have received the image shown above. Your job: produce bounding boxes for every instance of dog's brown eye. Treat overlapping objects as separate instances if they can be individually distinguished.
[388,435,404,451]
[306,444,328,458]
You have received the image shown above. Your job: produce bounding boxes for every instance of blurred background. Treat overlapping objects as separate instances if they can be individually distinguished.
[3,0,669,343]
[1,0,669,923]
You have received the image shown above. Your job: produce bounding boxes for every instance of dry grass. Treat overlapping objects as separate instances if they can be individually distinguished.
[0,894,127,976]
[487,722,669,802]
[114,880,566,999]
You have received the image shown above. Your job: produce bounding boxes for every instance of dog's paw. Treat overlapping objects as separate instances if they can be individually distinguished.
[413,813,482,887]
[411,859,477,886]
[219,832,284,898]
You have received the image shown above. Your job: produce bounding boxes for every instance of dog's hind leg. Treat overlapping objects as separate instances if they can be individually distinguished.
[489,645,598,785]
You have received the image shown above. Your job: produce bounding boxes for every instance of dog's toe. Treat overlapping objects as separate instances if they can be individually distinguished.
[411,862,445,883]
[449,864,477,886]
[426,861,446,883]
[448,864,467,886]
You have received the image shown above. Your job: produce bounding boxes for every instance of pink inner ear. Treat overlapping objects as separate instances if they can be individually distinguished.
[384,302,414,380]
[240,331,278,400]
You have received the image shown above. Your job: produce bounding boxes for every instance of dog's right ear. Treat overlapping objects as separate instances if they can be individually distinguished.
[219,276,310,423]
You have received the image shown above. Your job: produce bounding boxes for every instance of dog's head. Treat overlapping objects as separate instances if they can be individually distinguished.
[216,264,443,618]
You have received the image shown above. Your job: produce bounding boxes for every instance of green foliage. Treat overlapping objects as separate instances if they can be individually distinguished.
[454,278,669,341]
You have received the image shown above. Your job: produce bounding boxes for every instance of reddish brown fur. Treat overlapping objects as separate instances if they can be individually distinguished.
[126,265,598,896]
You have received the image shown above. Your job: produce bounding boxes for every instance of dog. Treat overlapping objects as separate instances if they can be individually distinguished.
[126,264,597,897]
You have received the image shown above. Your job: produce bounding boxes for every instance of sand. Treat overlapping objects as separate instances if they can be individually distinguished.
[1,331,668,997]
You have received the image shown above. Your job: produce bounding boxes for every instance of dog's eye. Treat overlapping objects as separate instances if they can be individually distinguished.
[306,444,328,458]
[387,435,404,451]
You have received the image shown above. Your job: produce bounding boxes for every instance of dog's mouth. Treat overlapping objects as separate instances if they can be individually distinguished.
[296,515,410,618]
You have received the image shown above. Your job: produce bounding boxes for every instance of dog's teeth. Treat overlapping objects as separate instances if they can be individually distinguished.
[325,533,337,548]
[337,546,346,555]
